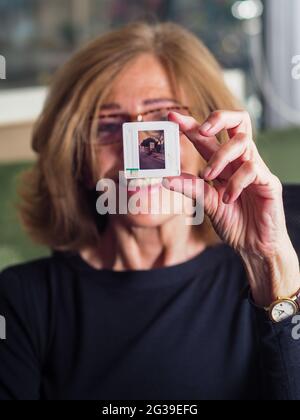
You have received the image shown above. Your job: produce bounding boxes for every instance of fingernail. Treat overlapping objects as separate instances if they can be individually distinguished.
[223,193,230,204]
[203,165,213,179]
[200,122,212,133]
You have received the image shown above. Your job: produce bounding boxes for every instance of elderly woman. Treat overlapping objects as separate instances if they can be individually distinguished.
[0,22,300,401]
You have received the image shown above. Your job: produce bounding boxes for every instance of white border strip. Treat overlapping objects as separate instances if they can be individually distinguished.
[0,86,48,126]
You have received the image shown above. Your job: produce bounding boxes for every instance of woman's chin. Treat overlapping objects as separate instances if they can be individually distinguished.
[115,212,177,228]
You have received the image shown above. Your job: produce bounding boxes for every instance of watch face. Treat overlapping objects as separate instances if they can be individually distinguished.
[271,300,298,323]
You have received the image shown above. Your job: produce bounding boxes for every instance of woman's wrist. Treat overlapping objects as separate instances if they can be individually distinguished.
[239,238,300,308]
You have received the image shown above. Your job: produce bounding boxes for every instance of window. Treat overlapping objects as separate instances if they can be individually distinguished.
[0,0,248,89]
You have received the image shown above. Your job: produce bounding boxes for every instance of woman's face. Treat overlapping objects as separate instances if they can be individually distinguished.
[94,53,202,227]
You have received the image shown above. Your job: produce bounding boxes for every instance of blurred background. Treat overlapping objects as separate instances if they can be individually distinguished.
[0,0,299,269]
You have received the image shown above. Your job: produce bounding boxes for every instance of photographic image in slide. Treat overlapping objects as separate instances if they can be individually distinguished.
[138,130,165,170]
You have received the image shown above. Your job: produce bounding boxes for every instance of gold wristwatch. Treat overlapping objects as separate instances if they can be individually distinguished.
[266,289,300,323]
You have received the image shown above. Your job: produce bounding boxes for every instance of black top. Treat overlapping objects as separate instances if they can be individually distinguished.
[0,244,300,400]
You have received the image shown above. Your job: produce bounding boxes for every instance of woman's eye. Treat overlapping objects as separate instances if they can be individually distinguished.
[98,123,121,134]
[151,113,168,121]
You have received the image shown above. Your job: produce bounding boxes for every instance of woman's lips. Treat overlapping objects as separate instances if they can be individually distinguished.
[119,177,164,196]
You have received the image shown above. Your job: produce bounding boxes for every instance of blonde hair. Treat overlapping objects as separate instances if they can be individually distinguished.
[20,21,240,250]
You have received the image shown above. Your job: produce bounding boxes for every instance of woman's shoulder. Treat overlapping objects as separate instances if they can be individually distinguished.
[0,253,71,304]
[0,255,57,285]
[0,257,54,308]
[0,251,93,301]
[0,250,80,279]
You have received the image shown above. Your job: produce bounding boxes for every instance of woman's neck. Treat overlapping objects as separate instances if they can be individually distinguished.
[80,215,219,271]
